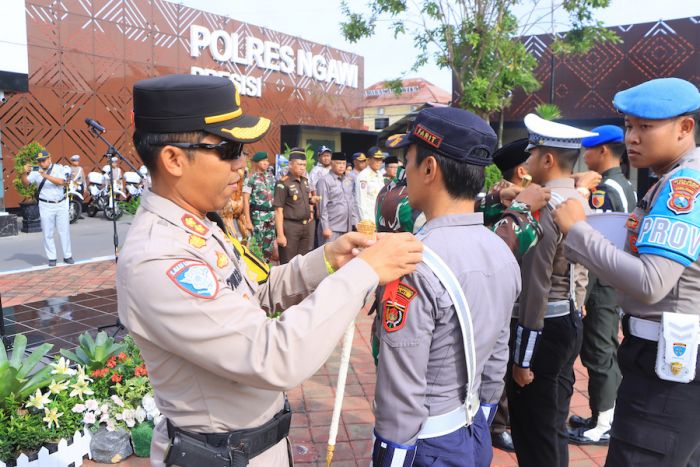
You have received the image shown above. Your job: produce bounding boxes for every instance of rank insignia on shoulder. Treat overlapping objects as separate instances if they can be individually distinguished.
[167,260,219,299]
[667,177,700,214]
[276,183,285,189]
[382,282,417,333]
[188,234,206,249]
[181,214,209,235]
[215,251,229,269]
[591,190,606,209]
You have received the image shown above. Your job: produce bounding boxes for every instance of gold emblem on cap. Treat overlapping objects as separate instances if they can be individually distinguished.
[204,109,243,124]
[386,134,403,148]
[221,118,271,140]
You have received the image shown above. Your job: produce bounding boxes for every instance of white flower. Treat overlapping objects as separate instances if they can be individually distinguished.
[43,407,63,429]
[69,379,94,400]
[50,357,76,376]
[47,379,69,395]
[122,409,136,428]
[106,420,116,432]
[134,406,146,424]
[85,399,99,411]
[142,394,158,417]
[99,413,109,424]
[100,403,110,414]
[72,404,86,413]
[82,411,96,424]
[25,389,51,410]
[75,365,92,383]
[110,395,124,407]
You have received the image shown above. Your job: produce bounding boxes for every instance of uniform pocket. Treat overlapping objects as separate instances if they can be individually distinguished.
[610,417,677,466]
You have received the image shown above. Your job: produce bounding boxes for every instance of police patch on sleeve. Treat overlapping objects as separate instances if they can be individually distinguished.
[166,259,219,299]
[383,282,417,332]
[591,190,606,209]
[636,167,700,266]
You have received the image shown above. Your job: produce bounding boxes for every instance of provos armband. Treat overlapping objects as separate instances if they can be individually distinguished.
[372,430,416,467]
[636,168,700,266]
[512,323,542,368]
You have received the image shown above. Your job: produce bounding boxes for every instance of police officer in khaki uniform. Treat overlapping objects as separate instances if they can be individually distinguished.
[568,125,637,445]
[372,107,522,466]
[274,149,314,264]
[117,74,424,467]
[507,114,595,467]
[554,77,700,466]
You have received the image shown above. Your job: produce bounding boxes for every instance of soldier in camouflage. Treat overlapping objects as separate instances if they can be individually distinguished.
[243,152,277,262]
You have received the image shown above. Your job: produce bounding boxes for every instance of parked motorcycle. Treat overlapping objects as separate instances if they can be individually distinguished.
[85,171,125,220]
[67,179,84,224]
[124,171,143,199]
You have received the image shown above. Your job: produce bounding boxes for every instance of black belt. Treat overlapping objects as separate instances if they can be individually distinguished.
[284,218,312,225]
[38,197,66,204]
[250,205,274,212]
[165,399,291,467]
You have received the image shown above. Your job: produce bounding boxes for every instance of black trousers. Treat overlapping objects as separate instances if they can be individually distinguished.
[582,282,622,414]
[279,220,314,264]
[507,310,583,467]
[605,325,700,467]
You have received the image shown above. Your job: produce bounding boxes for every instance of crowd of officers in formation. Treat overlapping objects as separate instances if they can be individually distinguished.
[115,73,700,467]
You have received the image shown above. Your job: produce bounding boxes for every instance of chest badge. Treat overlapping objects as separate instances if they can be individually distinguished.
[292,195,298,201]
[215,251,229,268]
[382,281,417,333]
[181,214,209,235]
[188,234,206,249]
[667,177,700,215]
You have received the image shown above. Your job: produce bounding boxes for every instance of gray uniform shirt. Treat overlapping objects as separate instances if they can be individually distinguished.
[565,147,700,321]
[374,213,521,445]
[316,171,357,233]
[517,178,590,331]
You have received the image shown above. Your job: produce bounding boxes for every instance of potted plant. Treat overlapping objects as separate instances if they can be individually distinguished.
[12,141,46,233]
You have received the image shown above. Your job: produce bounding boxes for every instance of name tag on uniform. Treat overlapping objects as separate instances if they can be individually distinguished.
[656,312,700,383]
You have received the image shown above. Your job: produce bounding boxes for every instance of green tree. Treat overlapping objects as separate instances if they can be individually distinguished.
[341,0,619,120]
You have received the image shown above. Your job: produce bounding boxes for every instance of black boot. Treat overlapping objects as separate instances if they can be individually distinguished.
[491,431,515,452]
[568,414,597,429]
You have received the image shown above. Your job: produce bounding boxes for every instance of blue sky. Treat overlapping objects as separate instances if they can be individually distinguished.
[179,0,700,93]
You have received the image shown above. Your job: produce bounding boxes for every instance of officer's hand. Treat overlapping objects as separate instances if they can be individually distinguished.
[245,220,253,232]
[512,364,534,387]
[323,229,332,239]
[499,185,522,208]
[552,198,586,234]
[23,164,31,174]
[514,184,551,212]
[277,235,287,248]
[572,171,601,191]
[357,233,423,285]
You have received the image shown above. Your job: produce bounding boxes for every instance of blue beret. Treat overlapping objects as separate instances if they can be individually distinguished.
[581,125,624,148]
[613,78,700,119]
[385,107,496,166]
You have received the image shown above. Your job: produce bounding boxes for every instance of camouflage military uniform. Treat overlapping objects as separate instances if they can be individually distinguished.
[245,169,276,261]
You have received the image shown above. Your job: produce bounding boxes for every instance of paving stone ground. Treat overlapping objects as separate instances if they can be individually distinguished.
[1,262,608,466]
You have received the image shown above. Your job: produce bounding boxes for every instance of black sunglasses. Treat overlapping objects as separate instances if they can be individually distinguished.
[162,141,244,161]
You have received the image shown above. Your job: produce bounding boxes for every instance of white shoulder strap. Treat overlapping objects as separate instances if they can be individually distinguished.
[603,178,629,212]
[422,246,478,420]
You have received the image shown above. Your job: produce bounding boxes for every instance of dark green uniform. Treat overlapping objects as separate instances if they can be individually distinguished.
[245,169,276,262]
[273,175,313,264]
[583,166,637,418]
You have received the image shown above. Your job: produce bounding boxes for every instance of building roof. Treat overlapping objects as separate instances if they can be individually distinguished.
[363,78,451,108]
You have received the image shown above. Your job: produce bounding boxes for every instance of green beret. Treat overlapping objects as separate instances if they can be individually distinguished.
[252,151,268,162]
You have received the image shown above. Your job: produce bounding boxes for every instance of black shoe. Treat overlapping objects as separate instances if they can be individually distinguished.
[568,426,610,445]
[48,259,57,267]
[64,257,75,264]
[491,431,515,452]
[569,415,596,429]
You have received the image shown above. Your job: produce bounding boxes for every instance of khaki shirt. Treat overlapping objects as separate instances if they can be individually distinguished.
[374,213,521,445]
[273,176,312,221]
[517,178,590,330]
[117,190,378,466]
[565,147,700,321]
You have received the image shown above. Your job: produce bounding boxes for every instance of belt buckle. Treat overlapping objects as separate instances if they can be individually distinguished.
[302,220,307,225]
[226,435,250,467]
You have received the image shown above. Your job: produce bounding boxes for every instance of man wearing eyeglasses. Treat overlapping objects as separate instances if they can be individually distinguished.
[116,74,423,467]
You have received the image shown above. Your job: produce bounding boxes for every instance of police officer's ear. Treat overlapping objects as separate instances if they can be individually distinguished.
[158,145,189,177]
[676,115,696,141]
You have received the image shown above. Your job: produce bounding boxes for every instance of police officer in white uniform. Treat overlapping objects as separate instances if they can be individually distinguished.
[355,146,386,222]
[21,150,74,266]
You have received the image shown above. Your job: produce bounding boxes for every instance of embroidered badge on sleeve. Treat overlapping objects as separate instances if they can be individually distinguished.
[167,260,219,299]
[591,190,606,209]
[383,282,417,333]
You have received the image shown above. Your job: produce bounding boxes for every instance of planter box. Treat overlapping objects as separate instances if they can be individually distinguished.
[0,213,18,237]
[0,429,92,467]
